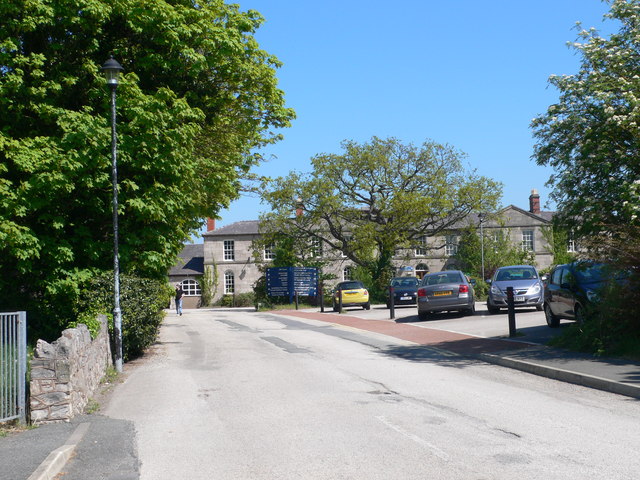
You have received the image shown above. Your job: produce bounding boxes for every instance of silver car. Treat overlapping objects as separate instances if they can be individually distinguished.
[487,265,544,314]
[416,270,475,320]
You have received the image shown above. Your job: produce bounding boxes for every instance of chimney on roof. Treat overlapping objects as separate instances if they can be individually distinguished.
[295,197,304,217]
[529,189,540,214]
[207,218,216,231]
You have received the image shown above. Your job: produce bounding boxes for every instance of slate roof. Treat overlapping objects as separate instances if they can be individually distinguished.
[202,220,260,236]
[168,243,204,276]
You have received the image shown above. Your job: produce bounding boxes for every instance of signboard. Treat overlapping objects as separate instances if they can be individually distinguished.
[267,267,318,301]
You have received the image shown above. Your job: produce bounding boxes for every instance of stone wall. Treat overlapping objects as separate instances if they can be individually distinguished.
[30,315,112,424]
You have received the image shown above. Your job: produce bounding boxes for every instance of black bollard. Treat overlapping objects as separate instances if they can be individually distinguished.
[389,286,395,320]
[338,287,343,313]
[506,286,516,337]
[320,284,324,313]
[295,292,299,310]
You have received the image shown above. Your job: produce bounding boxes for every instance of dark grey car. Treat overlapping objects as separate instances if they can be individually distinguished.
[487,265,544,314]
[416,270,475,320]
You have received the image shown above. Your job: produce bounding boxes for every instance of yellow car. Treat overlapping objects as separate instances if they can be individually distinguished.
[332,281,370,311]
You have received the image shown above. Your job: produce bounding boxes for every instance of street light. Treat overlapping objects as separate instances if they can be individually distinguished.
[478,213,486,281]
[101,56,125,372]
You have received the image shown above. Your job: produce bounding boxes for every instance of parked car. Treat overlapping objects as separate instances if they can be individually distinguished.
[543,261,610,327]
[416,270,475,320]
[386,277,420,308]
[487,265,544,314]
[332,280,370,311]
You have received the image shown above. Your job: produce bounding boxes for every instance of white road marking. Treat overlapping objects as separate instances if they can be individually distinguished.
[376,416,449,461]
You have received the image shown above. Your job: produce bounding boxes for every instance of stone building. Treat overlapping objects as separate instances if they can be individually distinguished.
[185,189,557,305]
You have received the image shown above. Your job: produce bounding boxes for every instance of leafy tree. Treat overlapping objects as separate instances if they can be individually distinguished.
[531,0,640,239]
[259,137,502,296]
[454,225,536,280]
[0,0,294,332]
[532,0,640,357]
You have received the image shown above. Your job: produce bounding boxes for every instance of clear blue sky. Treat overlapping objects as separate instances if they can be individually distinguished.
[210,0,616,232]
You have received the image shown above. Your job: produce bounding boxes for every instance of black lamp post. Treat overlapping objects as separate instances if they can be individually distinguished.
[478,213,486,281]
[101,56,125,372]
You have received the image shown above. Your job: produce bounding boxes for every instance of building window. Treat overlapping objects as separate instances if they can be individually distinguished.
[341,237,351,258]
[343,266,353,281]
[416,263,429,279]
[415,235,428,256]
[311,237,323,258]
[445,235,458,256]
[223,240,235,261]
[521,230,534,251]
[567,232,577,253]
[181,279,201,296]
[224,271,235,294]
[264,243,275,261]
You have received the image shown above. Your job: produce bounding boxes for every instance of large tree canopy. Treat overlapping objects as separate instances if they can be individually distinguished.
[531,0,640,238]
[0,0,294,321]
[259,137,502,293]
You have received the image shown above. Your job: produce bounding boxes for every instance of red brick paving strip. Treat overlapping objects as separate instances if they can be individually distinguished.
[273,310,535,356]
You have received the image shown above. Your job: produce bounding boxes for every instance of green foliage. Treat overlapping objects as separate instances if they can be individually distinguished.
[0,0,294,338]
[76,271,171,361]
[67,310,110,340]
[218,292,255,308]
[454,224,536,280]
[259,136,502,296]
[540,225,577,266]
[532,0,640,239]
[198,265,217,308]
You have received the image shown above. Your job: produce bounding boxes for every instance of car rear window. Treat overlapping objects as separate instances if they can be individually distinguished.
[340,281,363,290]
[424,272,463,286]
[391,278,419,287]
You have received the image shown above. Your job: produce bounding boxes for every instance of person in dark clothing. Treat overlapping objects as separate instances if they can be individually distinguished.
[175,284,184,315]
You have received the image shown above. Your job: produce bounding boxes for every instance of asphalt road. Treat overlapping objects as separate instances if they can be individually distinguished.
[94,307,640,480]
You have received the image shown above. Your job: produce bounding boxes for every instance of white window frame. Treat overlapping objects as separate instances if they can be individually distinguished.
[343,266,353,281]
[264,243,275,261]
[415,235,428,256]
[224,271,235,294]
[567,232,577,253]
[311,237,323,258]
[521,230,534,251]
[180,279,201,296]
[445,235,458,256]
[223,240,235,261]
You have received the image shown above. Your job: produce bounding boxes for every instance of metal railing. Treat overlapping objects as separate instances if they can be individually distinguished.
[1,312,27,424]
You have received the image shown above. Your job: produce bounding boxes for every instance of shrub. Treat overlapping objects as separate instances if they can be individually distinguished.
[76,271,172,361]
[219,292,255,308]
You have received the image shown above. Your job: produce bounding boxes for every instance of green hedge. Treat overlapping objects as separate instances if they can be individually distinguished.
[75,272,172,361]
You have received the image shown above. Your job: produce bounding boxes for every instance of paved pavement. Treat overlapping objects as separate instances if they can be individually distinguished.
[3,303,640,480]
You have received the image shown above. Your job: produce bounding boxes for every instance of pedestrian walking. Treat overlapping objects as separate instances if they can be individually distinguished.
[175,284,184,315]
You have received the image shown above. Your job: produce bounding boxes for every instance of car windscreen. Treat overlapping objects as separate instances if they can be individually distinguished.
[424,273,463,286]
[391,278,419,287]
[495,267,538,281]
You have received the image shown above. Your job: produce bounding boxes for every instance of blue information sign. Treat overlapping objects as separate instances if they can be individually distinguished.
[267,267,318,302]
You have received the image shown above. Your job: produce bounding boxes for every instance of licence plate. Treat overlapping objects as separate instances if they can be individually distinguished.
[434,291,451,297]
[400,296,412,300]
[515,296,525,302]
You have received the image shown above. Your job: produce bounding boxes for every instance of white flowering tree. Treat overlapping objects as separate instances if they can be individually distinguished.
[531,0,640,240]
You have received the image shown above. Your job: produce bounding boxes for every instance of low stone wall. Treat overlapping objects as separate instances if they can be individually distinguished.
[30,315,112,424]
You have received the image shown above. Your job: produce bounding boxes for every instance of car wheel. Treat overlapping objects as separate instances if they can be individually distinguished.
[487,305,500,314]
[536,304,543,311]
[418,310,429,321]
[544,303,560,328]
[363,303,371,310]
[465,303,476,316]
[386,302,391,309]
[332,303,339,312]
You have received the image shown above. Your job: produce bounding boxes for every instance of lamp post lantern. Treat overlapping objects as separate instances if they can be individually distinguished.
[478,213,486,282]
[101,56,125,372]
